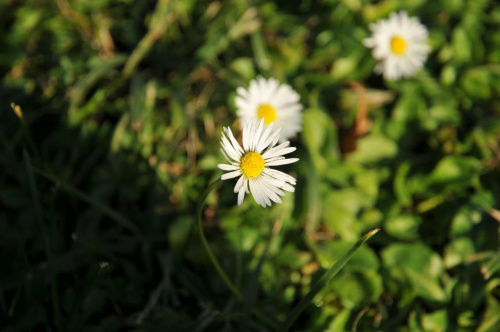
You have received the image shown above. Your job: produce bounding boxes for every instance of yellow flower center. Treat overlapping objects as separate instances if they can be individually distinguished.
[257,104,277,125]
[390,35,407,55]
[240,152,265,178]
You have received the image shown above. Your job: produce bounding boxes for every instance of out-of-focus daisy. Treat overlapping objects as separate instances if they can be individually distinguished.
[218,118,298,208]
[363,11,430,80]
[235,77,302,142]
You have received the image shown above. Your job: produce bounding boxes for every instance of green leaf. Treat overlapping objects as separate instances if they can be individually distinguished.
[382,243,447,303]
[477,296,500,332]
[322,189,368,241]
[329,269,383,308]
[405,266,448,303]
[385,214,422,241]
[326,308,351,332]
[330,50,364,81]
[470,190,495,212]
[425,103,461,129]
[444,237,475,269]
[302,108,339,173]
[394,161,413,206]
[354,170,379,202]
[346,134,398,164]
[422,309,448,332]
[230,57,255,81]
[452,26,472,63]
[450,205,482,236]
[461,67,491,99]
[391,85,423,123]
[425,155,481,193]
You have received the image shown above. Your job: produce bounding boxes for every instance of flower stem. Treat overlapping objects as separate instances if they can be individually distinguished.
[197,179,243,301]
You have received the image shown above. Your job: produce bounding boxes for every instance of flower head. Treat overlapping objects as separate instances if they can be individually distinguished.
[363,11,430,80]
[218,118,299,207]
[235,77,302,142]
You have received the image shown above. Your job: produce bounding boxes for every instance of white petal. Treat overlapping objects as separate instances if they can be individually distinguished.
[260,177,285,197]
[221,170,242,180]
[262,141,291,159]
[264,156,285,163]
[256,177,282,204]
[221,135,241,161]
[251,118,265,151]
[248,179,264,207]
[242,120,251,151]
[249,79,260,100]
[278,181,295,192]
[266,158,299,167]
[264,168,297,184]
[224,127,244,155]
[260,127,282,152]
[237,86,250,99]
[221,136,240,158]
[256,122,275,153]
[235,77,303,145]
[220,148,231,163]
[253,178,272,207]
[244,178,250,193]
[235,95,250,109]
[237,187,246,206]
[218,164,239,171]
[234,175,246,193]
[265,176,295,193]
[270,128,281,147]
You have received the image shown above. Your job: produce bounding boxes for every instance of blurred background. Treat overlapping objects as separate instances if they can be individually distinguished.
[1,0,500,331]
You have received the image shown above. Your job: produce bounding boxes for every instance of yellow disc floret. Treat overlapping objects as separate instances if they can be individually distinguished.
[390,36,407,55]
[240,152,265,178]
[257,104,277,125]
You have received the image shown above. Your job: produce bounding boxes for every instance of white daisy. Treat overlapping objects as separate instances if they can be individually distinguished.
[363,11,430,80]
[235,77,302,142]
[218,118,299,208]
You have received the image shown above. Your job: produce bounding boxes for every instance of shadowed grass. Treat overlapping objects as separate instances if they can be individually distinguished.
[33,167,141,236]
[23,149,62,332]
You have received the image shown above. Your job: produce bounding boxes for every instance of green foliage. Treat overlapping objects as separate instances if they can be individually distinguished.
[1,0,500,331]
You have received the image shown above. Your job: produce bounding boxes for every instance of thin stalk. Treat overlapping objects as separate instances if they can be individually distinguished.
[12,103,42,164]
[241,221,276,332]
[23,150,62,332]
[281,229,380,331]
[196,180,243,301]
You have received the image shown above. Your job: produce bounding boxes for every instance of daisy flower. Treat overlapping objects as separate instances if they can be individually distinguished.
[363,11,430,80]
[235,77,302,142]
[218,118,298,208]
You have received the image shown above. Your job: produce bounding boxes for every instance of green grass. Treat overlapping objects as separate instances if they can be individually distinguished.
[2,0,500,331]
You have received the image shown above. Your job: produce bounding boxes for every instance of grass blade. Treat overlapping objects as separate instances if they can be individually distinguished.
[33,167,141,235]
[23,149,62,332]
[281,229,380,331]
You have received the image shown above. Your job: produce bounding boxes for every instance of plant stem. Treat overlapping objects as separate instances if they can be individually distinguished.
[196,180,243,301]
